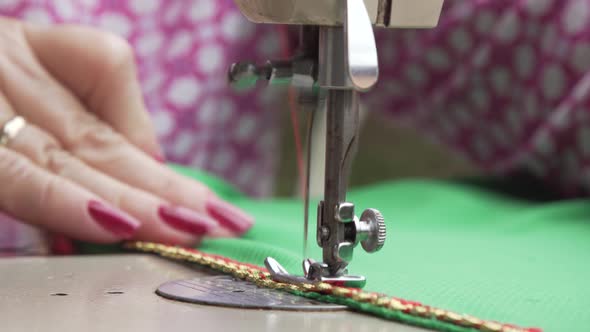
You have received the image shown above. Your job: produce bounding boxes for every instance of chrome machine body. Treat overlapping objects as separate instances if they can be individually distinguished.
[229,0,444,288]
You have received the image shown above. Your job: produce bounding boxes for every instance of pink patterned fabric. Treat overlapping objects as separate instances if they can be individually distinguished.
[370,0,590,195]
[1,0,590,255]
[0,212,48,256]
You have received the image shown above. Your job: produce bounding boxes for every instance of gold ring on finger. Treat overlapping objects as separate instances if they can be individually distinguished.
[0,116,27,147]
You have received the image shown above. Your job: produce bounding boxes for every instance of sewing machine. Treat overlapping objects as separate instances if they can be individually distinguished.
[2,2,445,331]
[229,0,444,287]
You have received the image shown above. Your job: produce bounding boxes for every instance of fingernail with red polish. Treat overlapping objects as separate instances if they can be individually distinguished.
[159,205,218,236]
[206,197,254,234]
[87,201,140,239]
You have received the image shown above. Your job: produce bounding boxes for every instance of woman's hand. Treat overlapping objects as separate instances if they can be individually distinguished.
[0,17,253,245]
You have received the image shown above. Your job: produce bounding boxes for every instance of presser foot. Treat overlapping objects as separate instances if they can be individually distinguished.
[264,257,367,289]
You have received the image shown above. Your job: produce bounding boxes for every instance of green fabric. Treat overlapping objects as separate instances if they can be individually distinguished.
[85,165,590,331]
[189,167,589,332]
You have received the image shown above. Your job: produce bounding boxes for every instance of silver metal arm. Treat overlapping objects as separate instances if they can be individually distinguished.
[315,2,383,280]
[229,0,443,288]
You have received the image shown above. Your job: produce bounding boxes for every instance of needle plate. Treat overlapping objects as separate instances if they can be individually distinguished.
[156,276,347,311]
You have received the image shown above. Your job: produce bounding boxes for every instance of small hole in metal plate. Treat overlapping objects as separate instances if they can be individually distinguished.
[106,291,124,295]
[50,293,68,296]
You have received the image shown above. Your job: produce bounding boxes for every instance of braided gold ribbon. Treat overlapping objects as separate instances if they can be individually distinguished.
[125,241,542,332]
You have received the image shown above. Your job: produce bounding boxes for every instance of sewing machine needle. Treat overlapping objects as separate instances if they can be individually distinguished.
[303,107,316,260]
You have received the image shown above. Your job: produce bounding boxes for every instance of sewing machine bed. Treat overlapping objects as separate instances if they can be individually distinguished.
[3,166,589,331]
[1,255,424,332]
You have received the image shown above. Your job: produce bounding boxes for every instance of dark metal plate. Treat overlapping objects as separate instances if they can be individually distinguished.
[156,276,347,311]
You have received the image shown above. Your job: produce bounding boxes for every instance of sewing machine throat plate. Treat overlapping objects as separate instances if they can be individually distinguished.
[156,276,347,311]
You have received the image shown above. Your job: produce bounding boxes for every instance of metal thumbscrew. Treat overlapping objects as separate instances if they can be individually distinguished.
[357,209,386,253]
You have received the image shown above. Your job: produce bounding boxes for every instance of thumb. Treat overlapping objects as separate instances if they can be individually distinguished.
[23,23,164,161]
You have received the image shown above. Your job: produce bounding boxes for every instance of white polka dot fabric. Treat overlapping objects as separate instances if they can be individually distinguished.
[368,0,590,195]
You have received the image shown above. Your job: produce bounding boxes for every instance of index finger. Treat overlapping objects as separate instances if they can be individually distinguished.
[23,22,164,161]
[83,140,254,235]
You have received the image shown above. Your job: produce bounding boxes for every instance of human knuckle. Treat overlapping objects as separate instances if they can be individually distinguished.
[36,174,63,208]
[94,32,135,71]
[83,124,124,148]
[44,146,75,176]
[0,20,47,88]
[0,148,33,183]
[157,177,177,196]
[66,113,125,149]
[0,149,33,210]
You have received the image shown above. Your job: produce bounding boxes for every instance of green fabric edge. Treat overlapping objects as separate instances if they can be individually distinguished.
[291,290,480,332]
[78,165,521,332]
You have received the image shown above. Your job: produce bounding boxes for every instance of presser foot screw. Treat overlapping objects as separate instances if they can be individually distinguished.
[358,209,386,253]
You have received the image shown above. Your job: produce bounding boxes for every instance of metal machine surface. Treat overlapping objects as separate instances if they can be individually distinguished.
[229,0,444,287]
[0,255,427,332]
[156,275,347,310]
[233,0,443,28]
